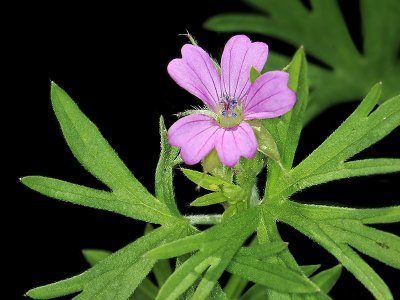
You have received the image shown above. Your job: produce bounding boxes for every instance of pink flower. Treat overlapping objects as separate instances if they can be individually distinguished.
[167,35,296,167]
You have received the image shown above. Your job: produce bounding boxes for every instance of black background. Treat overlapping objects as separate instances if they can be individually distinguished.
[7,0,399,299]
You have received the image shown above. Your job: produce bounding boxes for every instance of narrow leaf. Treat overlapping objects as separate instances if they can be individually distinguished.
[153,259,173,288]
[296,159,400,189]
[237,242,288,259]
[311,265,342,293]
[151,209,260,300]
[286,84,400,197]
[130,279,159,300]
[284,200,400,225]
[301,264,321,277]
[240,284,268,300]
[20,176,158,221]
[223,275,248,300]
[323,220,400,269]
[280,212,393,300]
[276,46,309,169]
[263,47,308,198]
[47,82,172,224]
[227,256,319,293]
[26,224,190,299]
[82,249,111,266]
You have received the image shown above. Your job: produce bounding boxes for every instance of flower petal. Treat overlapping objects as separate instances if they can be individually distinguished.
[244,71,296,120]
[168,114,219,165]
[215,122,257,167]
[167,44,221,109]
[221,35,268,101]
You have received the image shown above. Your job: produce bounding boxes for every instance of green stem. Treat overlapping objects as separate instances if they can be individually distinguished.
[186,214,222,225]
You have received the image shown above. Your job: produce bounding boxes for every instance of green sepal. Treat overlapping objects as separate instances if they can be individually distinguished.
[202,149,222,173]
[190,192,228,207]
[249,120,281,162]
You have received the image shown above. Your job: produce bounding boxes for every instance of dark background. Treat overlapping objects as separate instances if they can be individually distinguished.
[7,0,399,299]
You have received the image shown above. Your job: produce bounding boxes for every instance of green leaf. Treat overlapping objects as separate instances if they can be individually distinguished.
[223,275,248,300]
[20,176,162,222]
[256,209,331,300]
[236,242,288,259]
[274,84,400,198]
[129,279,159,300]
[240,284,268,300]
[143,224,174,288]
[153,259,173,288]
[190,192,227,207]
[279,205,394,299]
[264,47,308,171]
[322,220,400,269]
[262,47,309,202]
[26,224,190,300]
[249,120,280,162]
[205,0,400,122]
[284,200,400,225]
[311,265,342,293]
[29,82,173,224]
[224,242,288,298]
[155,116,180,216]
[81,248,159,300]
[294,159,400,189]
[82,249,111,266]
[227,256,319,293]
[301,265,321,277]
[250,66,261,83]
[202,149,222,173]
[146,209,260,300]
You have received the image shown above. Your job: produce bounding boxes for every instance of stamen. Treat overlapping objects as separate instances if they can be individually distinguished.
[218,94,243,128]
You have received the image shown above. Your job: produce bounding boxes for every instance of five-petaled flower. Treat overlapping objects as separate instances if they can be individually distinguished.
[167,35,296,167]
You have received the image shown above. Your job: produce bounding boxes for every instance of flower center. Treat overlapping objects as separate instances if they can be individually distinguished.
[218,94,243,128]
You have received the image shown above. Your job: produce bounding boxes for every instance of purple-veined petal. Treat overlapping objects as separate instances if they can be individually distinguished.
[243,71,296,120]
[221,35,268,101]
[168,114,220,165]
[167,44,221,109]
[215,122,257,167]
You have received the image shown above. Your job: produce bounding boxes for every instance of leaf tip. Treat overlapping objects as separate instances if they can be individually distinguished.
[19,176,32,186]
[203,19,212,30]
[25,288,38,299]
[295,46,306,57]
[50,81,61,94]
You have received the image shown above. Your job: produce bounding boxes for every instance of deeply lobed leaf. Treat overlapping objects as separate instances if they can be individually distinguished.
[205,0,400,122]
[26,224,190,299]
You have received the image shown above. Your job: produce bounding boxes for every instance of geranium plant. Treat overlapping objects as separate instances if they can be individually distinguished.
[22,32,399,300]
